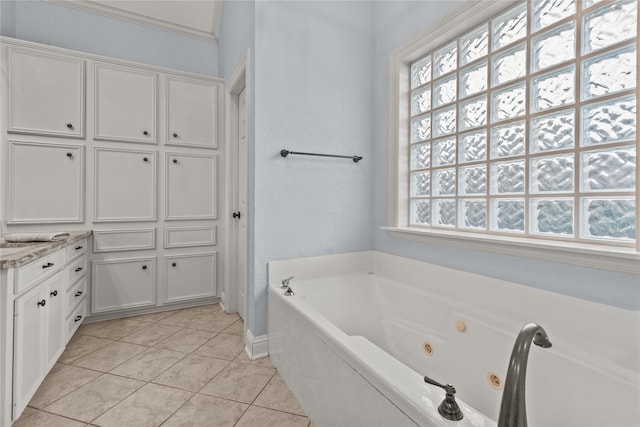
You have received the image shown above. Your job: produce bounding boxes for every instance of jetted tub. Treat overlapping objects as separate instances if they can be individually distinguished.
[267,251,640,427]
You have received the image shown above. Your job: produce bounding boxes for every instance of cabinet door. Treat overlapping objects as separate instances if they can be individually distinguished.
[166,153,216,220]
[46,272,66,371]
[94,148,157,222]
[95,64,156,143]
[166,76,218,148]
[8,48,84,138]
[164,253,216,303]
[92,258,156,313]
[13,281,48,418]
[8,142,84,224]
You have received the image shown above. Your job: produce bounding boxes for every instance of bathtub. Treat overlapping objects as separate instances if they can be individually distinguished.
[267,251,640,427]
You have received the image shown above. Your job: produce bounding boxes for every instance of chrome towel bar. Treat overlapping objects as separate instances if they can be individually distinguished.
[280,149,362,163]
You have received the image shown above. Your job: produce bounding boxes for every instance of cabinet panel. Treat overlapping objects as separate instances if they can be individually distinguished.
[67,300,86,341]
[95,64,156,143]
[8,48,84,138]
[164,226,216,248]
[67,276,87,315]
[92,257,156,313]
[166,153,216,220]
[164,252,216,303]
[93,228,156,252]
[8,142,84,224]
[46,273,66,371]
[67,238,88,261]
[94,148,157,222]
[166,76,217,148]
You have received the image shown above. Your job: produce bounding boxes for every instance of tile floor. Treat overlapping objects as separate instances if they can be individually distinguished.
[15,304,313,427]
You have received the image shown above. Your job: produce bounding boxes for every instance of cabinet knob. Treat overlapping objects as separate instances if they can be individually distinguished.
[143,157,149,162]
[37,299,46,307]
[75,291,83,297]
[75,315,83,322]
[42,262,54,269]
[75,267,83,272]
[172,262,177,267]
[173,133,178,138]
[143,130,149,135]
[142,265,147,270]
[76,245,83,250]
[66,123,73,129]
[50,290,58,297]
[67,152,73,158]
[172,159,178,164]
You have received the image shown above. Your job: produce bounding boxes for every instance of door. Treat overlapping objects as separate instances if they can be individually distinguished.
[166,76,218,148]
[235,87,249,320]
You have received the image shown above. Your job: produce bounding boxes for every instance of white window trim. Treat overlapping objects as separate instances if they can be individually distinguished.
[386,0,640,274]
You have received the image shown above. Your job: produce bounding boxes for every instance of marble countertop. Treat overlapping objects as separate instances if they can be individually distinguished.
[0,230,92,269]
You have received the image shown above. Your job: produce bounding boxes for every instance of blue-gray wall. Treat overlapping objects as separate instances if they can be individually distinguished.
[0,0,218,76]
[371,1,640,311]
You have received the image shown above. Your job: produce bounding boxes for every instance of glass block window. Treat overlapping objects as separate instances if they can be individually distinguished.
[407,0,637,245]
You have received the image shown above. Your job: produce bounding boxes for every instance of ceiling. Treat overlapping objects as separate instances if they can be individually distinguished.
[52,0,221,42]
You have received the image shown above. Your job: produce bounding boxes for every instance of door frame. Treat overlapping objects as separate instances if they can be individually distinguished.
[223,51,249,322]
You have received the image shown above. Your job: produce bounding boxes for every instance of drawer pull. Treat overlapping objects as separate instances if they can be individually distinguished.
[66,152,73,158]
[37,299,46,307]
[172,262,177,267]
[75,291,83,297]
[42,262,54,269]
[74,315,83,322]
[75,246,83,250]
[142,265,147,270]
[75,267,83,272]
[50,290,58,297]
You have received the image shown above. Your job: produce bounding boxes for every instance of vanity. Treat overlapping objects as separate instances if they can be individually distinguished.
[0,231,91,427]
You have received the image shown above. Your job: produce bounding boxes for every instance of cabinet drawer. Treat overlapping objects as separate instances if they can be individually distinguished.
[67,255,87,287]
[67,301,86,340]
[67,276,87,315]
[67,239,87,261]
[15,248,65,295]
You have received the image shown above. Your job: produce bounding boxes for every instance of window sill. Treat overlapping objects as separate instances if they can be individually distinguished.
[382,227,640,274]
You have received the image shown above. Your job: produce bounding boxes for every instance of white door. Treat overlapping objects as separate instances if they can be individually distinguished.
[235,87,249,320]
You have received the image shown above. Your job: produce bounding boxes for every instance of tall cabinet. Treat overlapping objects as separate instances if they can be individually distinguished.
[1,37,224,321]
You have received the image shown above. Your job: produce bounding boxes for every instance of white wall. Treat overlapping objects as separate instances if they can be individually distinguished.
[0,0,218,76]
[371,1,640,311]
[250,1,375,336]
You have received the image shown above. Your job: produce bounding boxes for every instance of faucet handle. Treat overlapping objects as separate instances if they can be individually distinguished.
[424,375,464,421]
[281,276,294,288]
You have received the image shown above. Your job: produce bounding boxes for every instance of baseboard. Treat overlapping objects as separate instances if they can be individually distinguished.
[244,329,269,360]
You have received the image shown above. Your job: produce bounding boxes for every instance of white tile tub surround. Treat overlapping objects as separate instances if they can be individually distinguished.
[267,251,640,427]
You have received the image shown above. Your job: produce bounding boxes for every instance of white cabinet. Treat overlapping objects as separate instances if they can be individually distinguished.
[8,48,84,138]
[166,76,218,149]
[92,257,156,313]
[12,269,65,418]
[164,252,216,303]
[95,64,157,143]
[166,153,216,220]
[94,147,157,222]
[8,141,84,224]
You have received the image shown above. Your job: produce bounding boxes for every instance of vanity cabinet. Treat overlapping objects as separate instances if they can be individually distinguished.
[166,76,218,149]
[8,141,84,224]
[7,47,84,138]
[95,64,157,144]
[164,252,216,303]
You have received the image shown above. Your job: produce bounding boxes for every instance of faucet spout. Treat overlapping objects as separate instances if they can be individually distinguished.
[498,323,551,427]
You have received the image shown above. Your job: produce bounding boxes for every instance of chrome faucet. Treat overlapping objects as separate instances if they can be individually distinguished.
[281,276,294,288]
[498,323,552,427]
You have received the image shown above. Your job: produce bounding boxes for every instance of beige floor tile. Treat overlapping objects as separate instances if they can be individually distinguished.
[199,362,275,403]
[110,347,185,381]
[156,307,205,327]
[77,318,148,340]
[187,303,221,315]
[162,394,248,427]
[221,319,244,336]
[119,323,183,346]
[12,407,86,427]
[58,334,114,364]
[234,351,275,369]
[92,383,192,427]
[235,406,309,427]
[254,373,306,416]
[188,310,240,332]
[152,353,229,392]
[29,363,102,408]
[127,310,175,323]
[45,374,144,423]
[194,333,244,360]
[71,341,148,372]
[154,328,215,353]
